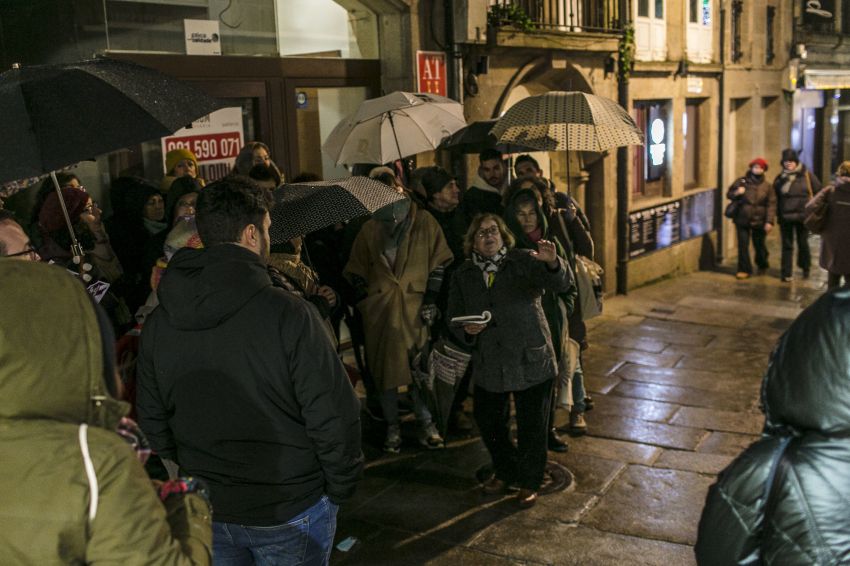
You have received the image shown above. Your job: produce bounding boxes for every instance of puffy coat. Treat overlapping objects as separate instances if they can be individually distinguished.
[448,248,571,393]
[695,288,850,565]
[0,261,211,565]
[726,173,776,227]
[773,165,822,223]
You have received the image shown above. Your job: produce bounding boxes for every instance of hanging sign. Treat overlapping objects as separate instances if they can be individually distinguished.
[417,51,448,97]
[162,107,244,183]
[803,0,833,25]
[184,20,221,56]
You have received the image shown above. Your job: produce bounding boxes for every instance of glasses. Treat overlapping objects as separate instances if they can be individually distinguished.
[63,184,85,192]
[475,226,501,240]
[3,245,38,259]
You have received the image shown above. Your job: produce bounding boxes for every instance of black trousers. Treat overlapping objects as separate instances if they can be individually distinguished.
[474,378,552,491]
[780,221,810,278]
[736,225,768,274]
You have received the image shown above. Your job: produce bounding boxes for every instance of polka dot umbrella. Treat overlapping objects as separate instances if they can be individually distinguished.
[491,92,644,192]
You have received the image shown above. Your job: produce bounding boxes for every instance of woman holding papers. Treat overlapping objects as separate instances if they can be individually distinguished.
[447,213,572,508]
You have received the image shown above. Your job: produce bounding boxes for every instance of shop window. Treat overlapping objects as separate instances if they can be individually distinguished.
[684,100,705,189]
[633,101,670,199]
[277,0,378,59]
[766,6,776,64]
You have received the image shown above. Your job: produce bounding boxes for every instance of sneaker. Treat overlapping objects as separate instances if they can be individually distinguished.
[736,272,750,280]
[417,422,445,450]
[781,276,793,283]
[569,411,588,435]
[383,424,401,453]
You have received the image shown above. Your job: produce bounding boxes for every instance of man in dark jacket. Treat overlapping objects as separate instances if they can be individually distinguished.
[695,288,850,565]
[463,148,507,216]
[137,176,363,564]
[773,149,822,282]
[727,157,776,279]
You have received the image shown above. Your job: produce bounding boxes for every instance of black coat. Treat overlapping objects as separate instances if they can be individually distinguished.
[773,166,822,223]
[137,244,363,526]
[695,289,850,565]
[726,173,776,228]
[448,249,571,393]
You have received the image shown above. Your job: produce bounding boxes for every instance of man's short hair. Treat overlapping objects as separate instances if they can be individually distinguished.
[478,148,504,164]
[196,176,273,248]
[515,154,541,172]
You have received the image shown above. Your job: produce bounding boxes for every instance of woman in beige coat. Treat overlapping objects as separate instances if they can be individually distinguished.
[345,194,453,453]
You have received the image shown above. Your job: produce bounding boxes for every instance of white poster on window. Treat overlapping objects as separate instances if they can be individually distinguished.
[162,107,244,183]
[184,20,221,56]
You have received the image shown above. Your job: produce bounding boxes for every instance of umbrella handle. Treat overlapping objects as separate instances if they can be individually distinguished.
[50,171,85,262]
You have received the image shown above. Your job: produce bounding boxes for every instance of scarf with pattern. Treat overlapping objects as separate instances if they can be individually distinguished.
[472,246,508,288]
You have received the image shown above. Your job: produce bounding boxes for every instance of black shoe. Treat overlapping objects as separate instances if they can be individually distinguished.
[548,429,569,453]
[584,396,594,411]
[802,269,811,279]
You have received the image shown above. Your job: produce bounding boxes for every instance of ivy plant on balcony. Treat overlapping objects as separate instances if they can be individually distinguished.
[487,3,535,33]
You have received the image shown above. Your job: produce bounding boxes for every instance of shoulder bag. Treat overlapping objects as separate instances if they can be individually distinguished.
[803,185,832,234]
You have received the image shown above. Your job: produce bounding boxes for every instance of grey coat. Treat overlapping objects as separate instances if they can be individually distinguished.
[806,179,850,275]
[447,249,571,393]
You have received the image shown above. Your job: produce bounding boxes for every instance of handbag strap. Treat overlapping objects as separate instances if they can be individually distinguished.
[805,171,813,199]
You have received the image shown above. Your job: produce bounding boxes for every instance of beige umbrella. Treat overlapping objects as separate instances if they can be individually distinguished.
[491,91,643,152]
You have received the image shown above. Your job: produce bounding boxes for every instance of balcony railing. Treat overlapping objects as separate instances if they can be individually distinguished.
[490,0,626,34]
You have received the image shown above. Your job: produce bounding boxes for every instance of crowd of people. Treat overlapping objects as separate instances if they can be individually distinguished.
[0,142,599,563]
[726,148,850,286]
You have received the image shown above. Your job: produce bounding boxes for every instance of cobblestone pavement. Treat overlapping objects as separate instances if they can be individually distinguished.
[332,235,830,565]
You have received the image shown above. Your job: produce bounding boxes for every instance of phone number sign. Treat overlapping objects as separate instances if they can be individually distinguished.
[162,107,244,183]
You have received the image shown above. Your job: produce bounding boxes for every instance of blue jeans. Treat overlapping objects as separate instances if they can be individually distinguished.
[212,495,338,566]
[571,357,586,413]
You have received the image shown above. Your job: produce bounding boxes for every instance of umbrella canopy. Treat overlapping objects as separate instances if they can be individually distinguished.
[268,176,408,244]
[491,91,644,152]
[438,119,542,154]
[322,91,467,166]
[0,57,225,183]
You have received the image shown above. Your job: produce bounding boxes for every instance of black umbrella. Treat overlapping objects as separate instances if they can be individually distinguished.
[438,119,542,154]
[269,176,408,244]
[0,57,225,257]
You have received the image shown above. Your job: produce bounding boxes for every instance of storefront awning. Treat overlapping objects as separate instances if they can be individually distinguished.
[803,69,850,90]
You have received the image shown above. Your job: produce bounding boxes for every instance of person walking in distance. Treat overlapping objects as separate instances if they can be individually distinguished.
[137,176,363,566]
[727,158,776,280]
[773,149,822,282]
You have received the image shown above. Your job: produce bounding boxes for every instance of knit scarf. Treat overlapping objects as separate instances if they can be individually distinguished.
[143,217,168,235]
[779,162,803,195]
[472,246,507,288]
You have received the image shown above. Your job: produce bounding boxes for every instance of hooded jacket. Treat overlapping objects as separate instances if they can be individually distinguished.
[137,243,363,526]
[0,261,211,565]
[695,289,850,565]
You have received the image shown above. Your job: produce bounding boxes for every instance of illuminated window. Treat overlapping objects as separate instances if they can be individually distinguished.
[633,101,669,198]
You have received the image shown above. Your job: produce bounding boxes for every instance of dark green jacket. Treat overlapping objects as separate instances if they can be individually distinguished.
[0,261,211,565]
[695,288,850,565]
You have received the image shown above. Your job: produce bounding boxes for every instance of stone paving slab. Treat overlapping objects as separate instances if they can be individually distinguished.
[648,307,746,329]
[590,334,671,353]
[615,363,761,394]
[583,393,680,424]
[674,350,768,376]
[594,324,714,347]
[582,355,625,376]
[583,372,623,395]
[586,415,708,450]
[589,345,683,369]
[652,450,735,475]
[469,519,696,566]
[704,333,782,353]
[677,295,803,320]
[582,466,715,546]
[610,380,755,412]
[696,431,760,456]
[670,406,765,435]
[548,451,627,495]
[563,435,662,465]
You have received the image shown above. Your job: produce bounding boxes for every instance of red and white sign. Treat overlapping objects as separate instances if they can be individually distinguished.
[162,106,244,183]
[416,51,448,97]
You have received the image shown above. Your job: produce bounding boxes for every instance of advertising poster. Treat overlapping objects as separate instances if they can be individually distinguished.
[162,107,244,183]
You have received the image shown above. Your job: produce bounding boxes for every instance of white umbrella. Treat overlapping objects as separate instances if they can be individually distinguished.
[322,91,467,166]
